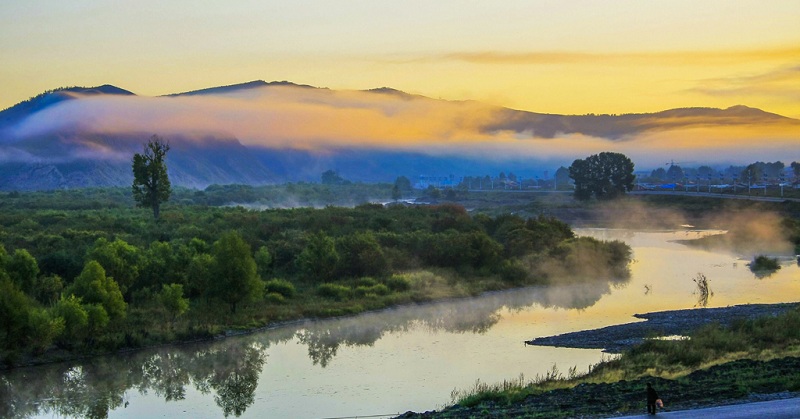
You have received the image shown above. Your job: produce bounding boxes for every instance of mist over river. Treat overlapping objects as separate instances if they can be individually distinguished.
[3,229,798,418]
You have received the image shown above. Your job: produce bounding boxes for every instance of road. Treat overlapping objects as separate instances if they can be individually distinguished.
[614,397,800,418]
[630,190,800,202]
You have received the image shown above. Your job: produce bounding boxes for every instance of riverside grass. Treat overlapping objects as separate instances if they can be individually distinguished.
[447,305,800,410]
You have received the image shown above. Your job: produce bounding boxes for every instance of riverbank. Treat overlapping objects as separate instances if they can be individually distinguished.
[397,357,800,418]
[526,302,800,353]
[398,302,800,418]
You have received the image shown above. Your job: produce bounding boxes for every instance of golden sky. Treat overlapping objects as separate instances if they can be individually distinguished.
[2,0,800,118]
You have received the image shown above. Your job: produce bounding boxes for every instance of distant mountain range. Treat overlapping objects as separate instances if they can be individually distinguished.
[1,81,797,191]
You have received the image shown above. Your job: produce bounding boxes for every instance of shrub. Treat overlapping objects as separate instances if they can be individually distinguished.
[354,284,390,298]
[355,277,378,287]
[385,274,411,292]
[499,259,529,283]
[317,283,351,301]
[265,292,286,304]
[749,255,780,274]
[264,278,296,298]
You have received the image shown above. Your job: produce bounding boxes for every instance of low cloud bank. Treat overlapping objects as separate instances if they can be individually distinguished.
[4,85,799,168]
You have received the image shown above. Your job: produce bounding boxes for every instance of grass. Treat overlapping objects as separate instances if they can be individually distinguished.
[444,305,800,414]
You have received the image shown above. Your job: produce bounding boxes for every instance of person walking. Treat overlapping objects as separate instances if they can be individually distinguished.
[646,383,659,415]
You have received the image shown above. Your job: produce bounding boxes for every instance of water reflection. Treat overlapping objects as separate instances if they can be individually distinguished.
[0,275,628,418]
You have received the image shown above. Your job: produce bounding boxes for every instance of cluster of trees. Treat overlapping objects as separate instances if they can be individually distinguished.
[0,189,633,362]
[0,230,267,360]
[644,161,799,183]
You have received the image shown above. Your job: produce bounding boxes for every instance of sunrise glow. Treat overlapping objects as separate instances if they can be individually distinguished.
[2,1,799,118]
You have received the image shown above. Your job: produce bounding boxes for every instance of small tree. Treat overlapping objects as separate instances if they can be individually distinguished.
[296,232,339,282]
[159,283,189,322]
[66,260,127,321]
[209,232,263,313]
[132,135,171,219]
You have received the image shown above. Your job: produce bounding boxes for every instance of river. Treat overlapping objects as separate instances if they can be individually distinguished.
[2,229,798,418]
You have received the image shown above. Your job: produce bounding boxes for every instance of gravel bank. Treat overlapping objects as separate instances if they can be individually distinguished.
[526,302,800,353]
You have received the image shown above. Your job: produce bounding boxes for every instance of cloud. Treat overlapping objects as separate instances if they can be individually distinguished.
[9,86,501,150]
[5,84,799,168]
[411,46,800,66]
[690,64,800,101]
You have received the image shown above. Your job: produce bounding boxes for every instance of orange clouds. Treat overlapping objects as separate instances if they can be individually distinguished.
[12,86,500,150]
[6,84,799,168]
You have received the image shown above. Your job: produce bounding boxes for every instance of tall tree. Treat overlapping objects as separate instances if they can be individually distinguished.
[569,152,635,201]
[132,135,171,219]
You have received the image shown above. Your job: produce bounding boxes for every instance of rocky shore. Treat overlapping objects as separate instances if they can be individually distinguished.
[526,302,800,353]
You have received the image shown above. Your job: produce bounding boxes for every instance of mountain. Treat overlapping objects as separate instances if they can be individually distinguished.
[0,81,797,191]
[483,105,795,139]
[0,85,134,130]
[166,80,318,97]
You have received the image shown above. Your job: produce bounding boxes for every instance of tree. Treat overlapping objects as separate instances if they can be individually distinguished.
[87,238,141,296]
[336,232,388,278]
[159,283,189,322]
[66,260,127,321]
[554,166,571,189]
[321,170,349,185]
[569,152,635,201]
[741,163,762,184]
[666,164,684,181]
[394,176,412,192]
[254,246,272,279]
[209,232,263,313]
[792,161,800,179]
[51,295,89,345]
[296,232,339,282]
[6,249,39,295]
[132,135,172,219]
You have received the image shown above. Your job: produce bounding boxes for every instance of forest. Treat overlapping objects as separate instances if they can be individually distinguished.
[0,185,631,365]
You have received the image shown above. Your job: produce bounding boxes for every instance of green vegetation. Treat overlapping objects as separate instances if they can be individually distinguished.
[749,255,781,277]
[569,152,636,200]
[131,135,172,219]
[437,306,800,418]
[0,186,631,365]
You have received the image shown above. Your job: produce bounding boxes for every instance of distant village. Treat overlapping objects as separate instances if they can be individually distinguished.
[413,160,800,195]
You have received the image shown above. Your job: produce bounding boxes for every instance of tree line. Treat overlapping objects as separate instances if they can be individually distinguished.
[0,194,632,363]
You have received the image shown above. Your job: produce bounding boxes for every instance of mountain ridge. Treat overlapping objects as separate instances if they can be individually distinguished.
[4,81,795,122]
[0,81,797,191]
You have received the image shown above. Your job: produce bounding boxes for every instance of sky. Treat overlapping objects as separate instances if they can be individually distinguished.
[2,1,800,118]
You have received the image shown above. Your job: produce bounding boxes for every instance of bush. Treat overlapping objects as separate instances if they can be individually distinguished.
[355,277,378,287]
[499,259,529,283]
[749,255,780,274]
[265,292,286,304]
[385,274,411,292]
[354,284,390,298]
[317,283,351,301]
[264,278,296,298]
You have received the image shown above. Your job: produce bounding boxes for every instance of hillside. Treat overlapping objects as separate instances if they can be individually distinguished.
[0,81,797,190]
